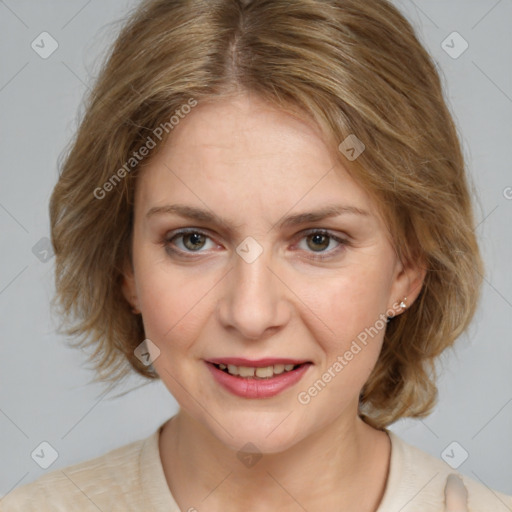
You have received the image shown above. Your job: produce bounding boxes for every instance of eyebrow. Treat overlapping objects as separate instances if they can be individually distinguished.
[146,203,370,231]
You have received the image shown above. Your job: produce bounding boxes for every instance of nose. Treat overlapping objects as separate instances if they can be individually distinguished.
[216,243,292,340]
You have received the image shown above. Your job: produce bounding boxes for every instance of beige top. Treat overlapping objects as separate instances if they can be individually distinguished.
[1,420,511,511]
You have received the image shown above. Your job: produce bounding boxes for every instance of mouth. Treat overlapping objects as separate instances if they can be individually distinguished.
[204,358,313,399]
[205,357,311,379]
[209,362,306,379]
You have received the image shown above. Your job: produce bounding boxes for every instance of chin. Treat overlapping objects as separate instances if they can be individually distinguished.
[203,412,307,455]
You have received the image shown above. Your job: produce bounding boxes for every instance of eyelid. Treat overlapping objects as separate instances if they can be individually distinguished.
[164,227,213,240]
[296,227,349,241]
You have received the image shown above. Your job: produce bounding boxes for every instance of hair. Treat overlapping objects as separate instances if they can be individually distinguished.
[50,0,483,429]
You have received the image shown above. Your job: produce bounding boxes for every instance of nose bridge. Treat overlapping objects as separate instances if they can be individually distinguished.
[218,238,289,339]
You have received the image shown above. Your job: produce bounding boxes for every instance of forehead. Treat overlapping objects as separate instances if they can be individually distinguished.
[166,93,331,175]
[135,93,382,225]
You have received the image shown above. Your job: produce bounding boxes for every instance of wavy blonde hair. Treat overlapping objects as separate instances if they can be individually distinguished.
[50,0,483,428]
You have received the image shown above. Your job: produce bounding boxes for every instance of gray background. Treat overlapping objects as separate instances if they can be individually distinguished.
[1,0,511,500]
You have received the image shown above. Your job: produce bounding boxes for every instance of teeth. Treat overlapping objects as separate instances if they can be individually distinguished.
[238,366,255,377]
[255,366,273,378]
[227,364,239,375]
[273,364,285,374]
[216,363,303,378]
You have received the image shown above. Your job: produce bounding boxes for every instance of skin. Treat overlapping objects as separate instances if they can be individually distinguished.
[122,92,426,511]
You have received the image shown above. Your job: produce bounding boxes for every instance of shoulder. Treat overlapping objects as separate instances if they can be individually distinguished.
[381,430,512,512]
[0,434,149,512]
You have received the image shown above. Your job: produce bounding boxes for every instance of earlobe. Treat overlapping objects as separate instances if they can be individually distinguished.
[389,255,427,314]
[121,263,140,314]
[402,259,427,309]
[406,259,427,306]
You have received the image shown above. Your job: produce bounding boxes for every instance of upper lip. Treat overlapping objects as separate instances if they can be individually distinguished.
[206,357,311,367]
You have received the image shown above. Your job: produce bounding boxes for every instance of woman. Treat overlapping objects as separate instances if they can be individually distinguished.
[1,0,510,511]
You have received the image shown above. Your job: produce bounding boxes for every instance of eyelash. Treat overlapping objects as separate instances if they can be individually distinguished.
[161,228,349,261]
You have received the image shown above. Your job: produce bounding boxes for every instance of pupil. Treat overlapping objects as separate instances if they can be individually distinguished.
[185,233,204,250]
[308,234,329,251]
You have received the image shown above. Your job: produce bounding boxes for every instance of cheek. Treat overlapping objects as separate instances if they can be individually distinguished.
[296,274,389,410]
[135,262,212,349]
[293,265,395,399]
[304,264,393,342]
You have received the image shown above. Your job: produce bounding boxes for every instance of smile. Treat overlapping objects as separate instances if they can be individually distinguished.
[205,358,312,398]
[213,362,302,379]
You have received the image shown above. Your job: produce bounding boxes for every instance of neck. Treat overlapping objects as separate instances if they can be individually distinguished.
[159,408,391,512]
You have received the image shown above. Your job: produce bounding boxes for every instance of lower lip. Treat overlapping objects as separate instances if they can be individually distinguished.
[205,362,311,399]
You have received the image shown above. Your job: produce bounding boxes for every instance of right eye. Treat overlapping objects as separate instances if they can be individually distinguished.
[162,228,218,256]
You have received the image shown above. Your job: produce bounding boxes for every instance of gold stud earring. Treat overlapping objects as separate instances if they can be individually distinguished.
[399,297,408,310]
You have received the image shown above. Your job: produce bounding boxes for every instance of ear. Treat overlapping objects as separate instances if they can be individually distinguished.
[121,258,140,314]
[388,254,427,314]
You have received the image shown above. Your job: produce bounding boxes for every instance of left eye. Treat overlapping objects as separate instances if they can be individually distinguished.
[296,230,344,254]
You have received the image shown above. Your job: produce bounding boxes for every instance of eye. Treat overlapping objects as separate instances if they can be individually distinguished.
[295,229,347,259]
[163,229,216,255]
[161,228,348,260]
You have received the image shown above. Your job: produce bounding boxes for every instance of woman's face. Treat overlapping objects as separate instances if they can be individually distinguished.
[124,92,423,453]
